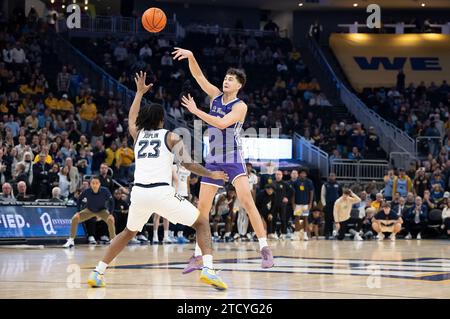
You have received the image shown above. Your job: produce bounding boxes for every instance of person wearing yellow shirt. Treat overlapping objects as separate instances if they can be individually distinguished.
[19,82,35,95]
[79,97,97,135]
[297,79,309,91]
[370,193,384,212]
[45,92,59,111]
[116,139,134,181]
[105,142,119,168]
[33,153,53,165]
[0,96,8,115]
[58,94,74,113]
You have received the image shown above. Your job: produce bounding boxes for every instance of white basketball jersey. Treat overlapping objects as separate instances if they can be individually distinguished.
[175,165,191,197]
[133,129,174,185]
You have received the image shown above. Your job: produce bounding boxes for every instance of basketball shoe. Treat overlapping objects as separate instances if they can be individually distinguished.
[199,267,228,290]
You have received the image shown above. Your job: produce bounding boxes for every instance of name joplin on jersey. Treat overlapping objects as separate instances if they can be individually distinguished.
[172,120,280,164]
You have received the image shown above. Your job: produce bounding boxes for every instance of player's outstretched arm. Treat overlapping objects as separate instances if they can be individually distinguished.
[167,132,228,182]
[128,71,153,141]
[172,47,221,98]
[180,94,246,129]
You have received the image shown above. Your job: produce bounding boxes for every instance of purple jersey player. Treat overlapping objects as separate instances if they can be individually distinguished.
[172,47,274,271]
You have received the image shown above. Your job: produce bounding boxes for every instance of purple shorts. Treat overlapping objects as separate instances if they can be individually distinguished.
[201,162,247,187]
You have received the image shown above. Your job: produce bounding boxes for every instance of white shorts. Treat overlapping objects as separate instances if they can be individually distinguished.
[294,205,310,217]
[126,185,200,232]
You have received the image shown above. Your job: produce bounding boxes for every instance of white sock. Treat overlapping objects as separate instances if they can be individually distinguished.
[153,230,158,239]
[194,242,202,257]
[95,261,108,274]
[202,254,213,269]
[169,231,174,237]
[224,232,231,237]
[213,231,219,237]
[177,231,183,237]
[164,230,169,239]
[258,237,268,251]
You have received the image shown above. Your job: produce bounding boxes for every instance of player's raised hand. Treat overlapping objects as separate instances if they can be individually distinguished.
[134,71,153,94]
[172,47,193,61]
[181,94,198,114]
[210,171,229,182]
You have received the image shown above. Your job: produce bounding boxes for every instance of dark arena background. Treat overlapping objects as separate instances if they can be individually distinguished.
[0,0,449,302]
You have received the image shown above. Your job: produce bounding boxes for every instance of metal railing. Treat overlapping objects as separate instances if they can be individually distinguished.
[294,133,329,178]
[416,136,443,158]
[185,24,283,38]
[306,35,416,156]
[58,14,181,39]
[330,159,389,182]
[389,152,417,170]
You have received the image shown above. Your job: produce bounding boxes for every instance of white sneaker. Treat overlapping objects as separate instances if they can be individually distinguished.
[136,234,149,242]
[416,233,422,240]
[354,234,363,241]
[389,233,396,241]
[152,236,159,244]
[292,232,300,241]
[100,236,110,242]
[377,233,385,241]
[303,232,309,241]
[405,233,412,240]
[332,230,338,237]
[63,238,74,248]
[163,237,173,244]
[129,237,140,244]
[268,233,278,240]
[88,236,97,245]
[279,234,287,240]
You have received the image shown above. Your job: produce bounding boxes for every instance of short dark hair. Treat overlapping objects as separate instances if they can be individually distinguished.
[90,175,101,182]
[136,103,165,131]
[226,68,246,87]
[343,189,351,195]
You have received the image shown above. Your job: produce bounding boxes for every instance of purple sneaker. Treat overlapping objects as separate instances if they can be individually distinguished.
[182,255,203,274]
[260,246,274,268]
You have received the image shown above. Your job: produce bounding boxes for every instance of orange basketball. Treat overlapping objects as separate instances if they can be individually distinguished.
[141,7,167,33]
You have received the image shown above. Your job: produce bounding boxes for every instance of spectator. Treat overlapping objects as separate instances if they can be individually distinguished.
[263,19,279,32]
[404,196,428,240]
[49,187,64,202]
[441,200,450,238]
[273,170,290,239]
[16,181,35,201]
[65,157,80,196]
[57,66,70,94]
[291,168,314,241]
[58,165,71,199]
[58,94,74,113]
[413,167,430,197]
[372,202,403,241]
[393,168,413,198]
[383,169,395,201]
[333,189,361,240]
[0,182,15,202]
[256,184,277,239]
[99,163,114,192]
[32,152,52,199]
[308,207,322,240]
[348,147,363,160]
[392,197,408,218]
[365,127,381,159]
[309,20,323,42]
[116,138,134,181]
[79,96,97,135]
[113,188,129,234]
[396,69,405,93]
[362,207,376,239]
[321,172,342,239]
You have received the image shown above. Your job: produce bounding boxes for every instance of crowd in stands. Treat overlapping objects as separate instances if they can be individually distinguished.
[360,72,450,158]
[3,8,446,244]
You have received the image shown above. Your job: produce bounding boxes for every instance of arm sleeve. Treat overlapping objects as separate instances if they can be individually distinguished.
[77,190,86,211]
[105,189,114,213]
[321,185,326,206]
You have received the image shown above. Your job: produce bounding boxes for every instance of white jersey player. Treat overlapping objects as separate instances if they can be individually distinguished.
[88,71,228,290]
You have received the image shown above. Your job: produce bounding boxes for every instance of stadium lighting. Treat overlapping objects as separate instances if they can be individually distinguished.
[353,3,359,7]
[62,4,66,9]
[50,0,55,4]
[298,3,304,6]
[84,6,88,10]
[421,3,426,7]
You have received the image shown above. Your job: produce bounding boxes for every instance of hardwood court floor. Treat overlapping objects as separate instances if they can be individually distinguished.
[0,240,449,299]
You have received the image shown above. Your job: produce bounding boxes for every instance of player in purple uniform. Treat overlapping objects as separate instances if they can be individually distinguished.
[172,47,274,271]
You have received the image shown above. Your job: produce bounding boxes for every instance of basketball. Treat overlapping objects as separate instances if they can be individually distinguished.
[141,7,167,33]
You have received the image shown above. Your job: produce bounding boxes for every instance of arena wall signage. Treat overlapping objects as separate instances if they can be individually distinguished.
[330,33,450,92]
[0,205,84,238]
